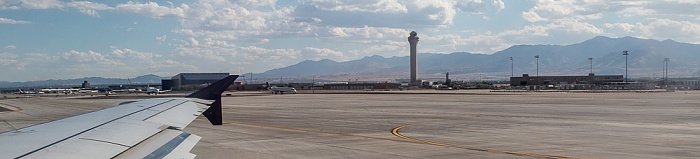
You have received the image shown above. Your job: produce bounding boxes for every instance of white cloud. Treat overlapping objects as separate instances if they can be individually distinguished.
[604,23,636,33]
[239,46,299,61]
[4,45,16,49]
[60,50,121,65]
[523,0,700,22]
[456,0,505,13]
[173,45,227,62]
[156,35,167,44]
[602,18,700,42]
[1,0,112,16]
[322,26,408,41]
[0,52,18,66]
[638,18,700,39]
[665,0,700,4]
[294,0,505,28]
[522,10,546,22]
[303,0,408,13]
[347,41,405,58]
[2,0,63,10]
[115,1,188,18]
[522,0,586,22]
[186,37,199,46]
[110,48,161,63]
[301,47,347,61]
[617,7,656,17]
[65,1,112,17]
[0,58,18,66]
[416,19,606,54]
[148,60,198,72]
[0,17,29,24]
[203,38,234,47]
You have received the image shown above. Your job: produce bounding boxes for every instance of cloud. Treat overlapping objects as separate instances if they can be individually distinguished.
[523,0,700,22]
[0,17,29,24]
[173,46,226,62]
[0,52,18,66]
[115,1,188,18]
[64,1,112,17]
[238,46,299,61]
[60,50,122,65]
[0,0,63,10]
[202,38,235,47]
[110,48,162,63]
[640,18,700,38]
[322,26,408,41]
[413,19,606,54]
[456,0,505,13]
[301,47,347,60]
[186,37,199,46]
[148,60,198,72]
[604,23,636,33]
[4,45,16,49]
[156,35,167,44]
[302,0,408,13]
[291,0,506,28]
[1,0,112,16]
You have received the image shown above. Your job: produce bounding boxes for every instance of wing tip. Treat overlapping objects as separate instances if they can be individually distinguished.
[186,75,238,125]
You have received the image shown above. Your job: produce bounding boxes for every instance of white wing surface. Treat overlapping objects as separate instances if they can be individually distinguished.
[0,75,238,159]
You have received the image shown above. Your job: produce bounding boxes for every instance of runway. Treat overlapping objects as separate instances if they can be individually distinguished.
[1,90,699,158]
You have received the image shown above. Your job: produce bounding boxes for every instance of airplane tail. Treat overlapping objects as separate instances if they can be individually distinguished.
[186,75,238,125]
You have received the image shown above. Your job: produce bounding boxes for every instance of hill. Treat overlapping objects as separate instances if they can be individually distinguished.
[0,74,167,88]
[256,36,700,81]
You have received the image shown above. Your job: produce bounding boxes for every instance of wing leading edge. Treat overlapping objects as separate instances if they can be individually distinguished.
[0,75,238,159]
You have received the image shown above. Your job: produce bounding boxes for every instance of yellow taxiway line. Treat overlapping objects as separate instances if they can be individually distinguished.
[200,118,577,159]
[391,123,576,159]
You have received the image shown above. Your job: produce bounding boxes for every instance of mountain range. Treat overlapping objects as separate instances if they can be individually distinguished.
[257,36,700,81]
[4,36,699,88]
[0,74,166,88]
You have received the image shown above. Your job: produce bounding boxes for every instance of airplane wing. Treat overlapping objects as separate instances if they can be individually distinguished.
[0,75,238,159]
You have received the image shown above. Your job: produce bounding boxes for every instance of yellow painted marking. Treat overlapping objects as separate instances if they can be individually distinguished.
[214,119,577,159]
[391,123,576,159]
[224,120,410,143]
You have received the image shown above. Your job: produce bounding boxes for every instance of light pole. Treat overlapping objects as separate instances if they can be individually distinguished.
[510,57,514,77]
[312,76,315,94]
[623,51,629,83]
[664,58,669,85]
[535,55,540,90]
[588,58,593,74]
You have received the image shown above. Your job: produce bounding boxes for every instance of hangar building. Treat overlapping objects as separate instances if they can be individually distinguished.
[164,73,230,91]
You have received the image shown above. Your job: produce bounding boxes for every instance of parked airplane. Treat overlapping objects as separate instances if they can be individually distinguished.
[270,86,297,94]
[265,82,296,94]
[15,89,40,94]
[0,75,238,159]
[146,87,170,95]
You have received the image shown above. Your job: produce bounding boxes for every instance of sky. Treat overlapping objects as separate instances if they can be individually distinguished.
[1,0,699,82]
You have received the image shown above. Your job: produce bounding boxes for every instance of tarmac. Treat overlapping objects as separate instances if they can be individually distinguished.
[1,90,699,159]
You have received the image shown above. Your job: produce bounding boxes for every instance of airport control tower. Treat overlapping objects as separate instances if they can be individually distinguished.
[408,31,419,85]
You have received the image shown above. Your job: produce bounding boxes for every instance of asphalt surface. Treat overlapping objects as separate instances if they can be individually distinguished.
[1,90,699,159]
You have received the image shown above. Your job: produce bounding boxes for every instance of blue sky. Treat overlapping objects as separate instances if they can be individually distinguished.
[1,0,699,82]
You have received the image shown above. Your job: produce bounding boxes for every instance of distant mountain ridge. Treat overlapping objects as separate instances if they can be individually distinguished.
[0,74,167,88]
[5,36,699,87]
[257,36,700,80]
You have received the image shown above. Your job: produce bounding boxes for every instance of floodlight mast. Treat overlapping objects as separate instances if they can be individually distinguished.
[588,58,593,74]
[623,51,629,83]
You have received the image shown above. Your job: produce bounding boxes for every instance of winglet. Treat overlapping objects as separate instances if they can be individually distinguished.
[186,75,238,125]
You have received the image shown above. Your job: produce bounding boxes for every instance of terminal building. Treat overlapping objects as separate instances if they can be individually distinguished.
[510,73,623,86]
